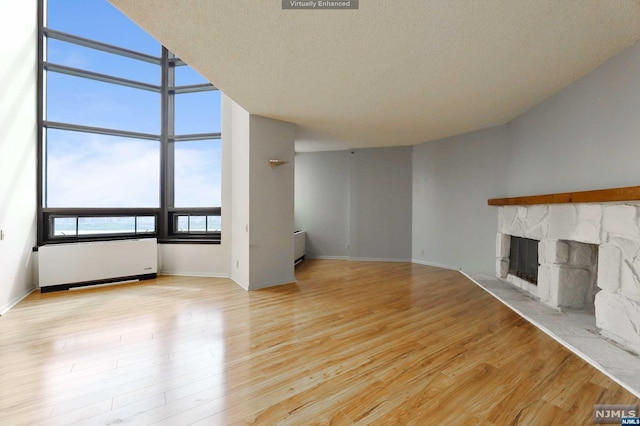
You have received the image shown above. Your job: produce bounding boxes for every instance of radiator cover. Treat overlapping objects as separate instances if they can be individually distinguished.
[38,238,158,290]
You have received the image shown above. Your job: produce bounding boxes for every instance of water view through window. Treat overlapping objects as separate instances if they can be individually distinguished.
[52,216,157,237]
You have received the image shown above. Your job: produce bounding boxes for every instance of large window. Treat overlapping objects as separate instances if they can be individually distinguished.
[38,0,221,244]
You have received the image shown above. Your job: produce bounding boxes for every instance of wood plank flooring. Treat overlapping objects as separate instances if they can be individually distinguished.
[0,259,637,425]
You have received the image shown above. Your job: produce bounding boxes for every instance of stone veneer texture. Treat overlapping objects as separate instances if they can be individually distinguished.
[496,203,640,354]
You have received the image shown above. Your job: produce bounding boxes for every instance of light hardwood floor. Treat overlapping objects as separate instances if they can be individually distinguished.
[1,260,637,425]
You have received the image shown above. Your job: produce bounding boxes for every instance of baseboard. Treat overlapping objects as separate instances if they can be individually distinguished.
[159,272,230,279]
[307,256,412,263]
[0,288,35,316]
[231,277,249,290]
[230,277,297,291]
[348,257,412,263]
[411,259,460,271]
[228,277,297,291]
[307,255,349,260]
[248,277,297,290]
[41,274,157,293]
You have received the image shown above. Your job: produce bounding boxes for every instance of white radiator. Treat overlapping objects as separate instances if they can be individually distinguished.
[38,238,158,289]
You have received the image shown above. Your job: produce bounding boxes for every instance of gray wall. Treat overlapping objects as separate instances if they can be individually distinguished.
[507,40,640,196]
[349,147,412,261]
[229,99,297,290]
[295,151,350,258]
[248,115,296,289]
[295,147,412,261]
[412,127,509,273]
[411,39,640,275]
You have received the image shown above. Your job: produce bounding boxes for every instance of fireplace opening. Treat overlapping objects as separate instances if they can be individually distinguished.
[509,236,539,284]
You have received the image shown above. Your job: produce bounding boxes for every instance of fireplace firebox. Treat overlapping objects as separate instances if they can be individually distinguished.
[508,236,539,284]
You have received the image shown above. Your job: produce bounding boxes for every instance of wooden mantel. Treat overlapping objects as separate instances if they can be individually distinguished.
[488,185,640,206]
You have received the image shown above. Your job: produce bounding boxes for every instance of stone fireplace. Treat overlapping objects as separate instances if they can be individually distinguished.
[494,202,640,354]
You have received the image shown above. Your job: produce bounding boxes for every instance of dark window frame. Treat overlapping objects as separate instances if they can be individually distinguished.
[37,0,221,246]
[45,209,159,241]
[169,208,222,236]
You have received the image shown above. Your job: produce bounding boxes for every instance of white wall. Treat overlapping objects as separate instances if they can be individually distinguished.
[506,40,640,196]
[249,115,296,289]
[294,151,350,258]
[229,98,251,287]
[0,0,38,313]
[412,127,509,274]
[158,244,229,277]
[294,146,412,261]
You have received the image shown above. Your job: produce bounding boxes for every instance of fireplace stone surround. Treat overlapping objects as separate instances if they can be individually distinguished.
[495,202,640,355]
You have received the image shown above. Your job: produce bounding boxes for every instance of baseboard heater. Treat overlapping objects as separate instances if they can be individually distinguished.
[294,230,306,265]
[38,238,158,292]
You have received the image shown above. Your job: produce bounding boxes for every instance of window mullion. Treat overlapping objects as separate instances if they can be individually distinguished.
[44,28,161,65]
[44,63,160,92]
[37,0,46,245]
[160,47,173,241]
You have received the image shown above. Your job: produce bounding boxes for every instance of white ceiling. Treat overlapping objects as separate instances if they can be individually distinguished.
[109,0,640,152]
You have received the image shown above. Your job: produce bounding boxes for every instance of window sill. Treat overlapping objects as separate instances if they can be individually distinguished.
[158,238,221,245]
[37,235,221,247]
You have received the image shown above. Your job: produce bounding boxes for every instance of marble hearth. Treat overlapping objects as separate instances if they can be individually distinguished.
[495,202,640,355]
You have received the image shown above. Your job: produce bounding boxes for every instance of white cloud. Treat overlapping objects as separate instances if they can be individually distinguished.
[47,133,159,207]
[46,132,222,209]
[174,141,222,207]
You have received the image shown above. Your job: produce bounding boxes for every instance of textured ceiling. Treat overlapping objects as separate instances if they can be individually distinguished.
[109,0,640,152]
